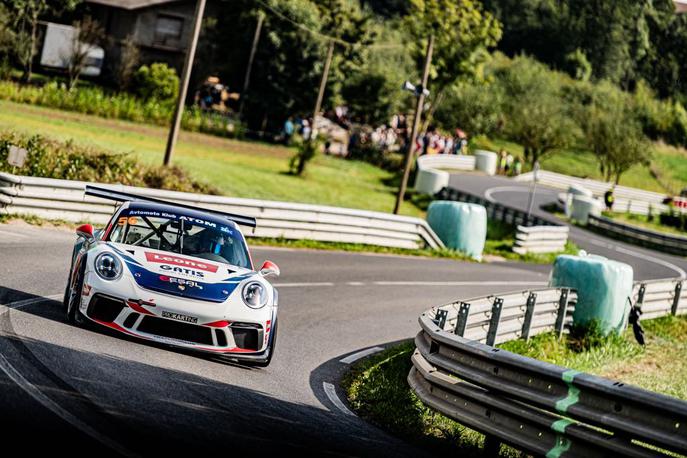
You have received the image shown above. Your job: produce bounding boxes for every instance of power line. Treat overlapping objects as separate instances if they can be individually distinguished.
[253,0,403,49]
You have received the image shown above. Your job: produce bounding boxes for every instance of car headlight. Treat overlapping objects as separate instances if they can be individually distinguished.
[242,282,268,309]
[95,252,122,281]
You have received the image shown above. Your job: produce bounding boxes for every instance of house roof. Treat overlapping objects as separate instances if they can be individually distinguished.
[85,0,183,10]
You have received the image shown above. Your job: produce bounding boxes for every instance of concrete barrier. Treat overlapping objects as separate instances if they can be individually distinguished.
[0,173,445,250]
[414,155,476,195]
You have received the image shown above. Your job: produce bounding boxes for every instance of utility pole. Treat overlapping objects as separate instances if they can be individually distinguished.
[238,10,265,117]
[394,34,434,215]
[311,40,335,139]
[163,0,206,166]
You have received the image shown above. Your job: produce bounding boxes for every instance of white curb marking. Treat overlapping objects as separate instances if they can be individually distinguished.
[339,346,384,365]
[323,382,355,416]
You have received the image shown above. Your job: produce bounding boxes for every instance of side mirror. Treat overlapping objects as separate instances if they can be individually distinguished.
[259,260,280,278]
[76,223,95,242]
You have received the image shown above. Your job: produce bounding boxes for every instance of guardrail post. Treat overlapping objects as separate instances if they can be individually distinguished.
[636,283,646,309]
[435,309,448,330]
[672,281,683,316]
[454,302,471,336]
[486,297,504,346]
[521,292,537,341]
[555,289,569,339]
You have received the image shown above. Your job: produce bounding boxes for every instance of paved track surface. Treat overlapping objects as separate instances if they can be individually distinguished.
[0,223,550,456]
[448,173,687,280]
[1,174,682,456]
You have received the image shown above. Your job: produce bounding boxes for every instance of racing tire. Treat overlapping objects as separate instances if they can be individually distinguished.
[251,321,277,368]
[66,257,86,325]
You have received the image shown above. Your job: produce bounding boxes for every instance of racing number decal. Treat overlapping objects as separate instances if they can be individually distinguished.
[117,216,139,225]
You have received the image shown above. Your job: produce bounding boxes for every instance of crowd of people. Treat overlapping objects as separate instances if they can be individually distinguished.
[279,110,524,177]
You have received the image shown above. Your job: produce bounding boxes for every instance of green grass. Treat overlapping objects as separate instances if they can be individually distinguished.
[0,213,568,264]
[342,342,519,457]
[0,100,422,217]
[601,211,687,237]
[500,315,687,400]
[344,316,687,455]
[473,136,687,195]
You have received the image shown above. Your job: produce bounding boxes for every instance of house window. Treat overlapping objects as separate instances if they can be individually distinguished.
[154,15,183,46]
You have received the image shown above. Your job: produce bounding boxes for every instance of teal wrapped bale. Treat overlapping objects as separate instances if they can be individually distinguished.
[549,254,633,335]
[427,201,487,260]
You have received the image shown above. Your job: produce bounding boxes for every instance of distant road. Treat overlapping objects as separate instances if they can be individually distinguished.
[449,173,687,280]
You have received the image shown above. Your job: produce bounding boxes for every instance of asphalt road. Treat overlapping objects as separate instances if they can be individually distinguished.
[448,173,687,280]
[1,174,682,456]
[0,222,550,456]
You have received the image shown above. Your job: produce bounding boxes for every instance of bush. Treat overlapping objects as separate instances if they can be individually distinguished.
[0,130,218,194]
[133,63,179,102]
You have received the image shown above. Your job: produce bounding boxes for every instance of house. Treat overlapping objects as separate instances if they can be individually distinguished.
[81,0,198,77]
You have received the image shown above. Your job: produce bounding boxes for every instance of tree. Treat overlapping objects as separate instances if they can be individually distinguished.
[583,83,651,184]
[434,80,504,137]
[115,35,140,91]
[8,0,80,82]
[497,57,580,166]
[404,0,502,118]
[67,16,106,90]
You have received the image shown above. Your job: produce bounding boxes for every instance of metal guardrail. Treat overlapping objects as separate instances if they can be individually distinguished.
[414,155,476,195]
[588,214,687,257]
[515,225,569,255]
[410,279,687,457]
[437,187,559,228]
[0,173,445,250]
[516,170,669,216]
[437,186,570,254]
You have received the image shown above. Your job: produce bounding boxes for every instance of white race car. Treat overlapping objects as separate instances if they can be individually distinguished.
[63,186,280,367]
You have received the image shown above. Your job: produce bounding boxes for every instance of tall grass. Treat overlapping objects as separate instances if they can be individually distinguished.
[0,80,244,138]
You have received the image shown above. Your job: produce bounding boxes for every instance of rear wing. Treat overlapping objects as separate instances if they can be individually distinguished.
[85,185,257,228]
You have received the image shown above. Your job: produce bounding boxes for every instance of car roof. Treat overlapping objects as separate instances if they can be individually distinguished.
[123,201,240,231]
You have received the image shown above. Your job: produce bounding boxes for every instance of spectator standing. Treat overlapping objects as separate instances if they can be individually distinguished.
[604,187,615,211]
[505,153,514,175]
[283,117,295,145]
[513,157,522,176]
[498,149,507,174]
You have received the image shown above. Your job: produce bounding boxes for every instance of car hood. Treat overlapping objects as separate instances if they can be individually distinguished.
[108,243,254,303]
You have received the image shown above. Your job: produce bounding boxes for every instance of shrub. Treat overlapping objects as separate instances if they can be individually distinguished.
[133,63,179,102]
[0,130,218,194]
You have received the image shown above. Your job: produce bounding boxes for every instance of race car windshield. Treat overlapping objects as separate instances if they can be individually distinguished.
[108,210,251,269]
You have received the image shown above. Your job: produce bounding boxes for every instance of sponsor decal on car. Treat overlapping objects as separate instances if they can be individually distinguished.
[161,311,198,324]
[159,264,205,278]
[159,275,204,290]
[145,252,218,273]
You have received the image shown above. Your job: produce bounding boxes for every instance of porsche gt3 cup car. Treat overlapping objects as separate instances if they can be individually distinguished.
[63,186,280,367]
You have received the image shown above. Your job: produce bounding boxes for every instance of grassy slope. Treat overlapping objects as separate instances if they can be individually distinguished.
[474,136,687,194]
[0,100,422,217]
[500,315,687,399]
[344,316,687,456]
